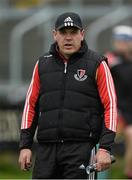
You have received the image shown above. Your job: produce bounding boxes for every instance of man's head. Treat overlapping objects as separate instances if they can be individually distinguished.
[53,12,84,59]
[112,25,132,57]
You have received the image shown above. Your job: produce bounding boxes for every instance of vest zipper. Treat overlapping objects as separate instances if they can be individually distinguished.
[64,62,67,73]
[58,62,68,142]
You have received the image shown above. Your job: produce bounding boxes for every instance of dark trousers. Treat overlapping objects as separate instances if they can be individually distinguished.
[32,141,94,179]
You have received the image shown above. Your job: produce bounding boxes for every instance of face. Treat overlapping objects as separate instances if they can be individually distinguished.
[114,40,128,53]
[53,27,84,59]
[113,39,132,59]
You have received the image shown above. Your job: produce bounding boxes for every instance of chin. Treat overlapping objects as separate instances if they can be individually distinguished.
[64,50,75,55]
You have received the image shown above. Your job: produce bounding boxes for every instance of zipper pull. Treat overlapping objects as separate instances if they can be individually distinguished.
[64,62,67,73]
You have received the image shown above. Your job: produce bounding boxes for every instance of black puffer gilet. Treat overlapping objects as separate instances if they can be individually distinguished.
[37,41,106,144]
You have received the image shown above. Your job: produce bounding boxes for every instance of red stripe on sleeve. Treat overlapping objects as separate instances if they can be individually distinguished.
[96,61,117,132]
[21,61,40,129]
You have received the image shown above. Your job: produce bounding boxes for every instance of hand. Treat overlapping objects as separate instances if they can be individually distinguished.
[18,149,32,171]
[95,149,111,172]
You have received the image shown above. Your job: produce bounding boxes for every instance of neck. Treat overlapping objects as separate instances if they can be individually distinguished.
[56,46,70,62]
[61,53,71,60]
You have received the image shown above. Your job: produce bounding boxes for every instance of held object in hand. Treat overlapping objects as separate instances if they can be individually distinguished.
[86,155,116,174]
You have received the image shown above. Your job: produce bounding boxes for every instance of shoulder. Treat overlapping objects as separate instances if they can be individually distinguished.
[38,53,54,67]
[85,49,107,68]
[87,49,107,62]
[37,53,54,74]
[38,53,53,62]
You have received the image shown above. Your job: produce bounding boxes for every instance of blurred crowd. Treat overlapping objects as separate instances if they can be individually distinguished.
[106,25,132,178]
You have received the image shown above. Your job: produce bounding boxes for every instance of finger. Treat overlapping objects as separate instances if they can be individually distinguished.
[103,163,111,170]
[18,157,25,170]
[25,163,32,170]
[25,156,32,170]
[21,161,27,170]
[96,163,102,171]
[98,163,111,171]
[96,163,105,171]
[26,153,30,163]
[20,157,28,171]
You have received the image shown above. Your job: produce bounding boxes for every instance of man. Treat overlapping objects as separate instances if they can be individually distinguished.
[106,25,132,178]
[19,12,117,179]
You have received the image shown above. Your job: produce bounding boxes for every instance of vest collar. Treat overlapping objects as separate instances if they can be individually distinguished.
[49,40,88,62]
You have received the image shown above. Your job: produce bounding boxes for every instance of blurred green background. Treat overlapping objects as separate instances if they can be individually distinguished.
[0,151,32,179]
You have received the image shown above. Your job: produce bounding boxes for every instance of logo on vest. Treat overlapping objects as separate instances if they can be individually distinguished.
[74,69,87,81]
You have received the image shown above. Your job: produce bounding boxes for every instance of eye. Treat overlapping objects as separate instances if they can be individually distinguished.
[59,29,66,35]
[70,29,78,34]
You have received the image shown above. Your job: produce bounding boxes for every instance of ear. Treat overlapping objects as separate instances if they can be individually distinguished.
[52,29,57,41]
[81,29,85,41]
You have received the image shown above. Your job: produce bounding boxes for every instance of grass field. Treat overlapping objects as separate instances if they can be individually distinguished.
[108,155,127,179]
[0,151,127,179]
[0,151,31,179]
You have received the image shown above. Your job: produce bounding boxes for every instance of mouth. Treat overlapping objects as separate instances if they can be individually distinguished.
[64,43,73,49]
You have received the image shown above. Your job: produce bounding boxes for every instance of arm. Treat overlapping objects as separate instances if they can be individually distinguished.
[19,61,40,170]
[95,61,118,171]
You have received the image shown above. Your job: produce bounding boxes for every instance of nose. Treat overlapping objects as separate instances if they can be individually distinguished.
[65,33,72,40]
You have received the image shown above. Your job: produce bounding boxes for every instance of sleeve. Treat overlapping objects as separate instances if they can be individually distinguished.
[19,61,40,150]
[96,61,118,152]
